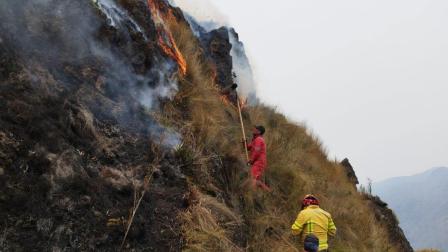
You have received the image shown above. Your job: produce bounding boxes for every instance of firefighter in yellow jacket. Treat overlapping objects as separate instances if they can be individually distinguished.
[291,195,337,252]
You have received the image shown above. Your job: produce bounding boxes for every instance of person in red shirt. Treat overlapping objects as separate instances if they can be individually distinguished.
[245,125,270,191]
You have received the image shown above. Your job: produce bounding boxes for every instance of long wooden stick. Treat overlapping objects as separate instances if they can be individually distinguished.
[120,190,146,250]
[236,94,249,162]
[120,172,154,250]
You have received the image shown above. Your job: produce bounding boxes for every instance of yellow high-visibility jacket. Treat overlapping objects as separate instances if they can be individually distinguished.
[291,205,337,251]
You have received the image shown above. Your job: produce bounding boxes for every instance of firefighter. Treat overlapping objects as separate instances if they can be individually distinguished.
[291,195,337,251]
[244,125,270,191]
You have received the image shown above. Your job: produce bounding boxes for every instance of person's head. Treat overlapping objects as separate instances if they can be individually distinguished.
[252,125,265,136]
[301,194,319,209]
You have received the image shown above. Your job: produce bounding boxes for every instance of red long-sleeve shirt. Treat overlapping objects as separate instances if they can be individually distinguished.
[247,135,267,169]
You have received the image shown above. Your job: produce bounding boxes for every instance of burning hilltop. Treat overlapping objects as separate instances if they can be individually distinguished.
[0,0,412,251]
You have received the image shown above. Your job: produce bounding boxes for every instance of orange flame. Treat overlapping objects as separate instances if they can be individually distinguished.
[239,96,248,110]
[220,93,248,111]
[147,0,187,75]
[220,94,232,106]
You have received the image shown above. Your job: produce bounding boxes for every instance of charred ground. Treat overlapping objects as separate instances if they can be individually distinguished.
[0,0,188,250]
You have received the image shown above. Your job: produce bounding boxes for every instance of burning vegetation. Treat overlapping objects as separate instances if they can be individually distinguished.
[0,0,413,251]
[147,0,187,75]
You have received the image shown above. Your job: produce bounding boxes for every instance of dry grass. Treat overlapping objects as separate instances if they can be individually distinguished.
[160,15,408,252]
[416,250,441,252]
[165,19,240,152]
[161,18,247,251]
[182,188,243,252]
[238,105,398,252]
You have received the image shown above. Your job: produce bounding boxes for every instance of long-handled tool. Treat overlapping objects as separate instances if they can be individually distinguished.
[231,84,249,162]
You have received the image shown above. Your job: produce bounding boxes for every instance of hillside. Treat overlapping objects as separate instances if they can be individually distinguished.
[374,167,448,251]
[1,0,412,251]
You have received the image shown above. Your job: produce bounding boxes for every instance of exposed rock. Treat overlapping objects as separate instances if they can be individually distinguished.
[365,195,414,252]
[340,158,359,185]
[200,27,234,89]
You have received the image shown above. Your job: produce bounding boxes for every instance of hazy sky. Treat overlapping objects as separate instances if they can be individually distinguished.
[173,0,448,183]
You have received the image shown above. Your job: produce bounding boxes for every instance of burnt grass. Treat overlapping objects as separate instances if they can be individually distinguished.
[0,51,188,252]
[0,1,190,250]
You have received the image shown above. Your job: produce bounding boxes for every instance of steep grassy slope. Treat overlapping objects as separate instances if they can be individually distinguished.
[164,12,413,252]
[0,0,413,251]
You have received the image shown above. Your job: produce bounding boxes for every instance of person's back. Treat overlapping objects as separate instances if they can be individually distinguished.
[291,195,336,251]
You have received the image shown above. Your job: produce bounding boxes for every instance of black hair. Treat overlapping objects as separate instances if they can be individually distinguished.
[255,125,265,135]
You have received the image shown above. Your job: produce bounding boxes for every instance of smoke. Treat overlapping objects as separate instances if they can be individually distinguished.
[169,0,228,32]
[137,60,179,109]
[169,0,258,102]
[0,0,98,66]
[228,29,258,104]
[0,0,181,149]
[94,0,147,40]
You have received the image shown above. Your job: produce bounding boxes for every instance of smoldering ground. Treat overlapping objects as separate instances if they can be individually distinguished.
[0,0,181,147]
[0,0,188,250]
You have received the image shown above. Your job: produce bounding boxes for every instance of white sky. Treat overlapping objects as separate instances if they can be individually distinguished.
[173,0,448,183]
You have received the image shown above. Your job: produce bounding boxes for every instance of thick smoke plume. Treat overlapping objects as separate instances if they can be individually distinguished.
[228,29,257,103]
[170,0,258,102]
[169,0,228,31]
[0,0,180,148]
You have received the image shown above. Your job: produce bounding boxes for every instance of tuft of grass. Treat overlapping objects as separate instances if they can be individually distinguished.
[181,188,243,252]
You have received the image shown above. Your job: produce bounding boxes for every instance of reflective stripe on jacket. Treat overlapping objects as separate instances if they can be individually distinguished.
[291,205,336,251]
